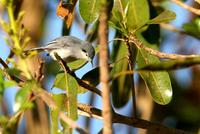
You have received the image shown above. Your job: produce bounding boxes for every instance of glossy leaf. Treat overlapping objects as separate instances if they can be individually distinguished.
[126,0,149,32]
[136,34,172,105]
[79,0,103,23]
[147,10,176,24]
[138,57,200,71]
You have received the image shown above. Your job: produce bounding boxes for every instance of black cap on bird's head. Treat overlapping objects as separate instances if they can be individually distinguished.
[81,42,95,61]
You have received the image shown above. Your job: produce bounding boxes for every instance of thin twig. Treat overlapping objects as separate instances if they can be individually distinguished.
[34,89,88,134]
[99,4,113,134]
[0,57,25,83]
[171,0,200,15]
[53,53,102,96]
[160,23,200,40]
[59,112,89,134]
[35,59,44,83]
[129,34,200,60]
[35,87,193,134]
[0,57,9,68]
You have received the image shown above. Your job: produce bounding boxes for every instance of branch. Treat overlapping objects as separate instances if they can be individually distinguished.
[98,3,113,134]
[0,57,25,83]
[33,89,88,134]
[171,0,200,15]
[160,23,200,40]
[35,88,193,134]
[59,112,89,134]
[53,53,102,96]
[77,103,194,134]
[129,34,200,60]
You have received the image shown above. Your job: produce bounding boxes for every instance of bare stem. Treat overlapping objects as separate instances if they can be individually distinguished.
[99,4,113,134]
[129,34,200,60]
[171,0,200,15]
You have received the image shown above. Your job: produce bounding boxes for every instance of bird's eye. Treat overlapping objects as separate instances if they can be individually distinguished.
[82,49,87,53]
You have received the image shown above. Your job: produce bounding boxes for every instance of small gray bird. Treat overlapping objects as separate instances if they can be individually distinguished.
[27,36,95,63]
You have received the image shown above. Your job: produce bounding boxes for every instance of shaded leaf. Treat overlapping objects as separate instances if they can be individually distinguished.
[127,0,149,32]
[138,57,200,71]
[182,17,200,38]
[142,0,160,44]
[14,82,34,112]
[147,10,176,24]
[79,0,103,23]
[81,67,100,87]
[111,39,133,108]
[136,34,172,105]
[6,68,21,76]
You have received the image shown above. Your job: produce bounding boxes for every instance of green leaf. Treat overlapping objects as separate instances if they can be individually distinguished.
[136,34,172,105]
[111,40,133,108]
[6,68,21,76]
[14,82,34,112]
[53,73,78,121]
[4,80,17,88]
[79,0,103,23]
[51,94,67,134]
[126,0,149,32]
[65,74,78,121]
[67,59,87,70]
[182,17,200,38]
[137,57,200,71]
[147,10,176,24]
[53,72,87,94]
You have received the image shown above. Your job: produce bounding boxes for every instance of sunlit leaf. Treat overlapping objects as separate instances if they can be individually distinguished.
[53,73,78,122]
[79,0,103,23]
[127,0,149,32]
[136,34,172,105]
[147,10,176,24]
[51,94,67,134]
[53,72,86,93]
[67,59,87,70]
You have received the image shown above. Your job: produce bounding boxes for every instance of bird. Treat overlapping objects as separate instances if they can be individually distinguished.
[25,36,95,63]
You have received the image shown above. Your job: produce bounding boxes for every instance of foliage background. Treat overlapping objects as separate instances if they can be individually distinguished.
[0,0,200,134]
